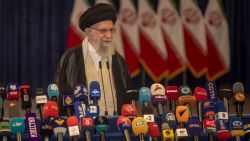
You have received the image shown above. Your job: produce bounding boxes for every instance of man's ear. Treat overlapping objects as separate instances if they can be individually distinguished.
[84,28,91,34]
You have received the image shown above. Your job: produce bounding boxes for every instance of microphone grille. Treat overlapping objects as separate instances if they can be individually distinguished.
[161,123,170,130]
[233,82,244,93]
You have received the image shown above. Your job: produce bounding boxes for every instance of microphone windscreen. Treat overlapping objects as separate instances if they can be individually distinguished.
[42,101,59,118]
[215,101,228,121]
[53,117,67,136]
[74,101,85,120]
[94,116,109,133]
[126,85,139,101]
[8,100,20,118]
[132,117,148,136]
[117,116,132,132]
[194,87,208,102]
[67,116,78,126]
[151,83,167,105]
[86,103,100,117]
[216,120,230,140]
[10,117,25,133]
[6,82,20,100]
[148,122,160,137]
[47,83,59,100]
[0,85,6,99]
[229,116,244,137]
[20,85,32,109]
[187,118,202,136]
[81,117,94,131]
[74,84,88,104]
[203,118,216,134]
[243,117,250,139]
[62,94,74,107]
[89,81,101,100]
[175,106,189,123]
[165,86,179,100]
[201,99,216,118]
[121,104,137,117]
[218,84,232,98]
[139,87,151,104]
[233,82,244,93]
[161,112,177,128]
[205,81,218,100]
[0,121,11,136]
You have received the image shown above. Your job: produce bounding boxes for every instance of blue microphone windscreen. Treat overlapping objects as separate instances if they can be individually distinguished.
[10,117,25,133]
[187,118,202,136]
[230,117,243,131]
[74,101,85,120]
[86,103,100,117]
[47,83,59,100]
[161,112,177,129]
[89,81,101,100]
[205,81,218,100]
[74,85,88,104]
[139,87,151,104]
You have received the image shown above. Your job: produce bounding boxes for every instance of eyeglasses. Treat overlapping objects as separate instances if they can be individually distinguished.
[89,27,116,34]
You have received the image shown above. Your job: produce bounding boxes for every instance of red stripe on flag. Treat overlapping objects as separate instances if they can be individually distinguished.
[66,25,82,48]
[183,25,207,78]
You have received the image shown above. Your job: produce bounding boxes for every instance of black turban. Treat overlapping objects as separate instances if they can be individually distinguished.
[79,3,117,31]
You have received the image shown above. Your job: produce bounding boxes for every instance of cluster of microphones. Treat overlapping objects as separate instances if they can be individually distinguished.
[0,81,249,141]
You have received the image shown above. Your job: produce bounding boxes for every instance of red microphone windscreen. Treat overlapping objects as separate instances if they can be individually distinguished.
[194,87,208,102]
[67,116,78,126]
[42,101,59,118]
[121,104,137,116]
[165,86,179,100]
[148,122,160,137]
[217,130,230,140]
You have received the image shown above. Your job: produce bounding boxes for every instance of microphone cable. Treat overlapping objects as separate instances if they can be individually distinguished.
[99,61,108,115]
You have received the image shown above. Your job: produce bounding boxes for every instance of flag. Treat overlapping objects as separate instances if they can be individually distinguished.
[118,0,140,77]
[138,0,168,82]
[180,0,207,78]
[158,0,186,80]
[67,0,90,48]
[205,0,230,80]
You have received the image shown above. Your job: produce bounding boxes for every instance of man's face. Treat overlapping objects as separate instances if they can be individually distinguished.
[87,20,115,57]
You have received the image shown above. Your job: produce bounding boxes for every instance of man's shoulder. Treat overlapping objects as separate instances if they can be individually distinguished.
[64,45,82,55]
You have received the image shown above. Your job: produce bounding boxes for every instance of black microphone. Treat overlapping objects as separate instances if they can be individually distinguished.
[106,60,117,115]
[218,84,232,114]
[126,85,139,106]
[35,88,48,119]
[0,85,6,99]
[20,85,32,112]
[99,61,108,115]
[233,82,246,117]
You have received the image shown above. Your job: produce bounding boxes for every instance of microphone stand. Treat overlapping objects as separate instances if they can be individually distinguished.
[99,61,108,115]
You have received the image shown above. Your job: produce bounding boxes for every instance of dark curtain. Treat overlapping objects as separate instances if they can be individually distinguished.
[0,0,250,92]
[0,0,73,92]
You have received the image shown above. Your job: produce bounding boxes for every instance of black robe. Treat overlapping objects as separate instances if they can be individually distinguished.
[54,45,133,115]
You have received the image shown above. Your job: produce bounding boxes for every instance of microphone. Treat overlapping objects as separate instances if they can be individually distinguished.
[148,122,160,141]
[47,83,59,102]
[98,61,109,115]
[53,117,67,141]
[243,117,250,140]
[25,112,40,140]
[40,118,53,141]
[0,121,11,141]
[150,83,167,115]
[20,85,32,112]
[0,85,6,99]
[139,87,151,107]
[216,119,230,141]
[35,88,48,119]
[205,81,218,100]
[233,82,246,117]
[94,116,109,141]
[86,103,100,118]
[7,100,20,118]
[117,116,132,141]
[0,96,3,121]
[201,99,216,119]
[89,81,101,102]
[67,116,80,140]
[203,117,216,141]
[10,117,25,141]
[194,87,208,123]
[215,101,229,123]
[62,94,74,117]
[161,112,177,129]
[74,101,85,121]
[165,86,179,112]
[142,107,155,123]
[218,84,232,114]
[121,104,137,120]
[126,85,139,105]
[106,60,117,115]
[178,86,196,117]
[6,83,20,100]
[187,118,202,141]
[42,101,59,119]
[132,117,148,141]
[175,128,188,141]
[175,106,189,127]
[161,123,174,141]
[81,117,94,141]
[230,117,244,141]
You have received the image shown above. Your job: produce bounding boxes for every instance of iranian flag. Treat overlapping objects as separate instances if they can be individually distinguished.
[158,0,186,80]
[180,0,207,78]
[138,0,168,82]
[67,0,90,48]
[205,0,230,80]
[118,0,140,77]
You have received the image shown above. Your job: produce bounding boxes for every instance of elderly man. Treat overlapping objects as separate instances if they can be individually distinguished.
[54,3,134,115]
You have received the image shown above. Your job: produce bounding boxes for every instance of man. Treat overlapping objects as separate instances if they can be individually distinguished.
[54,3,134,115]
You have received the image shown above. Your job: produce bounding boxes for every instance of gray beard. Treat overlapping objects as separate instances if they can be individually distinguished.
[96,42,115,60]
